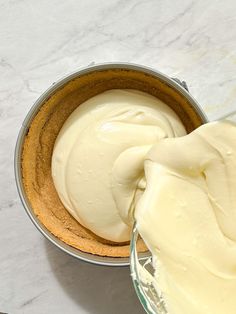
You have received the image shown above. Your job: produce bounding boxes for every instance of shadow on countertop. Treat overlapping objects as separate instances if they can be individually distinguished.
[44,239,145,314]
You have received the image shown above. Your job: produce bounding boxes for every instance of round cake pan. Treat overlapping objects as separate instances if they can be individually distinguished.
[14,63,208,266]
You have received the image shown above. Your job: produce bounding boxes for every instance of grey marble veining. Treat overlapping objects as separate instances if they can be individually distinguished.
[0,0,236,313]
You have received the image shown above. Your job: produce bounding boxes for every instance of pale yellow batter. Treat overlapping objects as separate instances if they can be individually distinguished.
[52,89,186,242]
[52,88,236,313]
[135,121,236,314]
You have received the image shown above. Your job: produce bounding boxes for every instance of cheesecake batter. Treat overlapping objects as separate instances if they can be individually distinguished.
[52,88,236,313]
[135,121,236,314]
[52,89,186,242]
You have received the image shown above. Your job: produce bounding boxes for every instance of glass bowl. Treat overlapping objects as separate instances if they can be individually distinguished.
[130,223,168,314]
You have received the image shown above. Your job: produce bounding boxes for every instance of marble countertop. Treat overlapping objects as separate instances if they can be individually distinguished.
[1,0,236,313]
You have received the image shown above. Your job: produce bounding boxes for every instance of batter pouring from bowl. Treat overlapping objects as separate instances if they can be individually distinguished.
[52,88,236,313]
[135,120,236,314]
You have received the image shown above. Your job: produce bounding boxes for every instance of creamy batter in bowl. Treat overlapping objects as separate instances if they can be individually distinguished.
[131,120,236,314]
[15,63,207,266]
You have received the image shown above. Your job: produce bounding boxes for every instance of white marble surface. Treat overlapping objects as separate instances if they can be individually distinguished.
[1,0,236,313]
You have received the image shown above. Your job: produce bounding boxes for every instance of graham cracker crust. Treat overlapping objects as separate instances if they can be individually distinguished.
[21,68,203,257]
